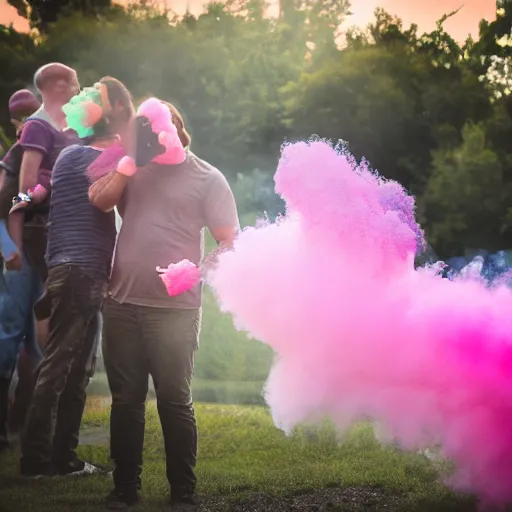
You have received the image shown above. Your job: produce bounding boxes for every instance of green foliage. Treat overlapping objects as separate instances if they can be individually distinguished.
[197,212,274,382]
[8,0,113,32]
[424,123,506,256]
[1,1,511,257]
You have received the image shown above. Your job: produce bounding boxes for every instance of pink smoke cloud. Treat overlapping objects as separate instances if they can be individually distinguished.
[209,139,512,506]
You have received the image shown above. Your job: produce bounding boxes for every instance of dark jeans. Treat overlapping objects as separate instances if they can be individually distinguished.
[20,264,107,474]
[102,298,200,496]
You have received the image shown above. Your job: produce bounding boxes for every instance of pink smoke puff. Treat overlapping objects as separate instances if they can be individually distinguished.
[86,97,186,181]
[29,184,49,203]
[82,101,104,128]
[86,142,126,181]
[137,98,186,165]
[157,260,201,296]
[209,138,512,506]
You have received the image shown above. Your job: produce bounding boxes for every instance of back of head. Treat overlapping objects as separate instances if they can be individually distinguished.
[90,76,134,139]
[159,100,191,148]
[9,89,41,121]
[34,62,79,104]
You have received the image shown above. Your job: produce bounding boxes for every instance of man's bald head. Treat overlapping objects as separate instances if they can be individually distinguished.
[34,63,79,104]
[34,63,75,91]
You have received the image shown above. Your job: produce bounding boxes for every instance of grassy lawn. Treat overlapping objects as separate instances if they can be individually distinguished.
[0,398,482,512]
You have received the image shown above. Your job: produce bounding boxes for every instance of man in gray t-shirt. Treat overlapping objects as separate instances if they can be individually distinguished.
[89,105,239,512]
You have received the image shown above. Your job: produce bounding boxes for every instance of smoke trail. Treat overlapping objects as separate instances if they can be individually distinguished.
[208,139,512,505]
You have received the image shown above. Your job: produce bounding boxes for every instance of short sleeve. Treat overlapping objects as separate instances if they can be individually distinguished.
[203,170,239,233]
[19,120,53,156]
[49,145,77,183]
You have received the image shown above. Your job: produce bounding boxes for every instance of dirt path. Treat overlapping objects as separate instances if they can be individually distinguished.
[200,487,405,511]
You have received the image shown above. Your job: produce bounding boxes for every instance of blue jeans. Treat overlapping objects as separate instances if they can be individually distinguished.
[0,252,44,379]
[0,220,17,261]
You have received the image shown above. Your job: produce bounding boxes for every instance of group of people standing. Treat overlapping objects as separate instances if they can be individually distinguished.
[0,63,239,512]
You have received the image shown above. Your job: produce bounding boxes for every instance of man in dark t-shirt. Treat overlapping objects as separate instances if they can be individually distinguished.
[0,67,78,453]
[20,76,134,478]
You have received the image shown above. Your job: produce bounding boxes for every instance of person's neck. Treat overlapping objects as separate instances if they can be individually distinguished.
[89,136,119,150]
[41,99,67,131]
[117,122,133,148]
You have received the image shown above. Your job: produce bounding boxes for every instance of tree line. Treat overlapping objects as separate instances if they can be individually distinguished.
[1,0,512,258]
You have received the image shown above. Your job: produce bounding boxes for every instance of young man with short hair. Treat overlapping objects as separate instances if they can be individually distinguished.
[0,66,79,452]
[90,100,239,512]
[20,77,134,478]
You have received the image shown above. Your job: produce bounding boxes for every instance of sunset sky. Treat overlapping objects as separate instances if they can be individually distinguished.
[0,0,496,41]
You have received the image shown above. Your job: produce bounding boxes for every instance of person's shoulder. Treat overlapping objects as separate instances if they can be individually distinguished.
[54,144,92,168]
[19,116,55,147]
[58,143,82,158]
[23,116,52,133]
[187,152,226,182]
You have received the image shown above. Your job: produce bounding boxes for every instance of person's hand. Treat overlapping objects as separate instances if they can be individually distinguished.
[134,115,165,167]
[29,185,49,204]
[5,252,22,271]
[9,200,30,215]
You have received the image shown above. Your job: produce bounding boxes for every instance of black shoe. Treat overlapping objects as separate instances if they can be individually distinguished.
[20,462,57,479]
[105,489,140,510]
[170,491,198,512]
[57,460,105,477]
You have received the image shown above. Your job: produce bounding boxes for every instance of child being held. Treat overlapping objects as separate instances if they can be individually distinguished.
[0,90,50,271]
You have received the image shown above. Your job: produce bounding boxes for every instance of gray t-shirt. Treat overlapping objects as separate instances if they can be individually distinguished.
[109,152,239,309]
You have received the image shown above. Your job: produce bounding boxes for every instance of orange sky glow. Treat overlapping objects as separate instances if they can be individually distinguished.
[0,0,496,41]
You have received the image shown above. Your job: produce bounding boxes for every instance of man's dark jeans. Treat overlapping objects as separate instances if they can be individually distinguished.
[21,264,107,474]
[102,298,200,498]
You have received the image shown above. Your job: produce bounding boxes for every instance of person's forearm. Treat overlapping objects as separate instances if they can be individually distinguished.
[7,212,24,251]
[89,171,129,212]
[19,151,42,193]
[202,241,234,272]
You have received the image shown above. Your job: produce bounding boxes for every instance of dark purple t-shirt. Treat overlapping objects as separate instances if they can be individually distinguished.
[15,109,76,276]
[18,109,76,171]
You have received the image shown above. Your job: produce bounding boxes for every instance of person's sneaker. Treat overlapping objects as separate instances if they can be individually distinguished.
[57,460,106,477]
[105,488,140,510]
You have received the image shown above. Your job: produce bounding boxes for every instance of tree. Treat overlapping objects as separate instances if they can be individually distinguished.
[282,42,433,192]
[8,0,112,32]
[0,24,41,139]
[423,123,506,257]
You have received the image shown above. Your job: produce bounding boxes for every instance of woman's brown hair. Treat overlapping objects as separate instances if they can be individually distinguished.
[91,76,133,138]
[159,100,191,148]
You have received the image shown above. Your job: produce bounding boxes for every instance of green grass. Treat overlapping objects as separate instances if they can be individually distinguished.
[0,399,481,512]
[0,211,487,510]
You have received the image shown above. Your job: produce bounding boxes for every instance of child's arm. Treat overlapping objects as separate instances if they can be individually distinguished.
[6,181,49,271]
